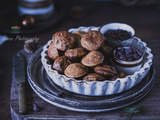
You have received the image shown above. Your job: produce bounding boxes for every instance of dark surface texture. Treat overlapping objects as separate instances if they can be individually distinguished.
[0,1,160,120]
[0,2,63,35]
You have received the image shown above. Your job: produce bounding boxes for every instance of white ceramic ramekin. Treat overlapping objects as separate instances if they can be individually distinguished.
[112,47,143,75]
[100,23,135,48]
[41,26,153,96]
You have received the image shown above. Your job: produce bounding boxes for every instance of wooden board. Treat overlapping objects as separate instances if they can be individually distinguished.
[10,39,160,120]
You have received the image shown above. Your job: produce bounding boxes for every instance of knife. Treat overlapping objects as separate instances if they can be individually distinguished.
[13,53,27,114]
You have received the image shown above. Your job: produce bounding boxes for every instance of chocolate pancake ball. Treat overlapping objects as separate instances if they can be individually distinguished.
[82,51,104,67]
[48,42,60,61]
[64,63,88,78]
[81,30,104,51]
[52,31,76,51]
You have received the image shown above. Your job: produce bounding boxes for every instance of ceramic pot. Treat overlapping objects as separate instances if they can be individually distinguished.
[100,23,135,48]
[112,47,143,75]
[18,0,54,20]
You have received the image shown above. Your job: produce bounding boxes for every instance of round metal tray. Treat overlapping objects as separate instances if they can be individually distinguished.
[27,46,155,112]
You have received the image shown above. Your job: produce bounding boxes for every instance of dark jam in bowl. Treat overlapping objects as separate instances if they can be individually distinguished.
[115,47,143,61]
[104,29,132,41]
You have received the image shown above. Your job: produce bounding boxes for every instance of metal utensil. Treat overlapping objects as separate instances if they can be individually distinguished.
[13,53,27,114]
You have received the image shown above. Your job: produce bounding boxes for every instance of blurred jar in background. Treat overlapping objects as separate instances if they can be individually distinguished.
[18,0,54,20]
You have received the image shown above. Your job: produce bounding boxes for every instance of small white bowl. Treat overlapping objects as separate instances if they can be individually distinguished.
[112,47,143,75]
[100,23,135,48]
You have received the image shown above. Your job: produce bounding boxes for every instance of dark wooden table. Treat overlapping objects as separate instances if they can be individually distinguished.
[1,1,160,120]
[10,44,157,120]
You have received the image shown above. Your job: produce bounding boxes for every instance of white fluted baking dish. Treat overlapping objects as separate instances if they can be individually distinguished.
[41,26,153,96]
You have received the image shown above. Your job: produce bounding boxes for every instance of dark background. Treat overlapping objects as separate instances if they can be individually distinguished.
[0,0,160,119]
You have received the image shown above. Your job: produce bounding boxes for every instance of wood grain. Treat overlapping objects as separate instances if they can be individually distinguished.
[10,39,160,119]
